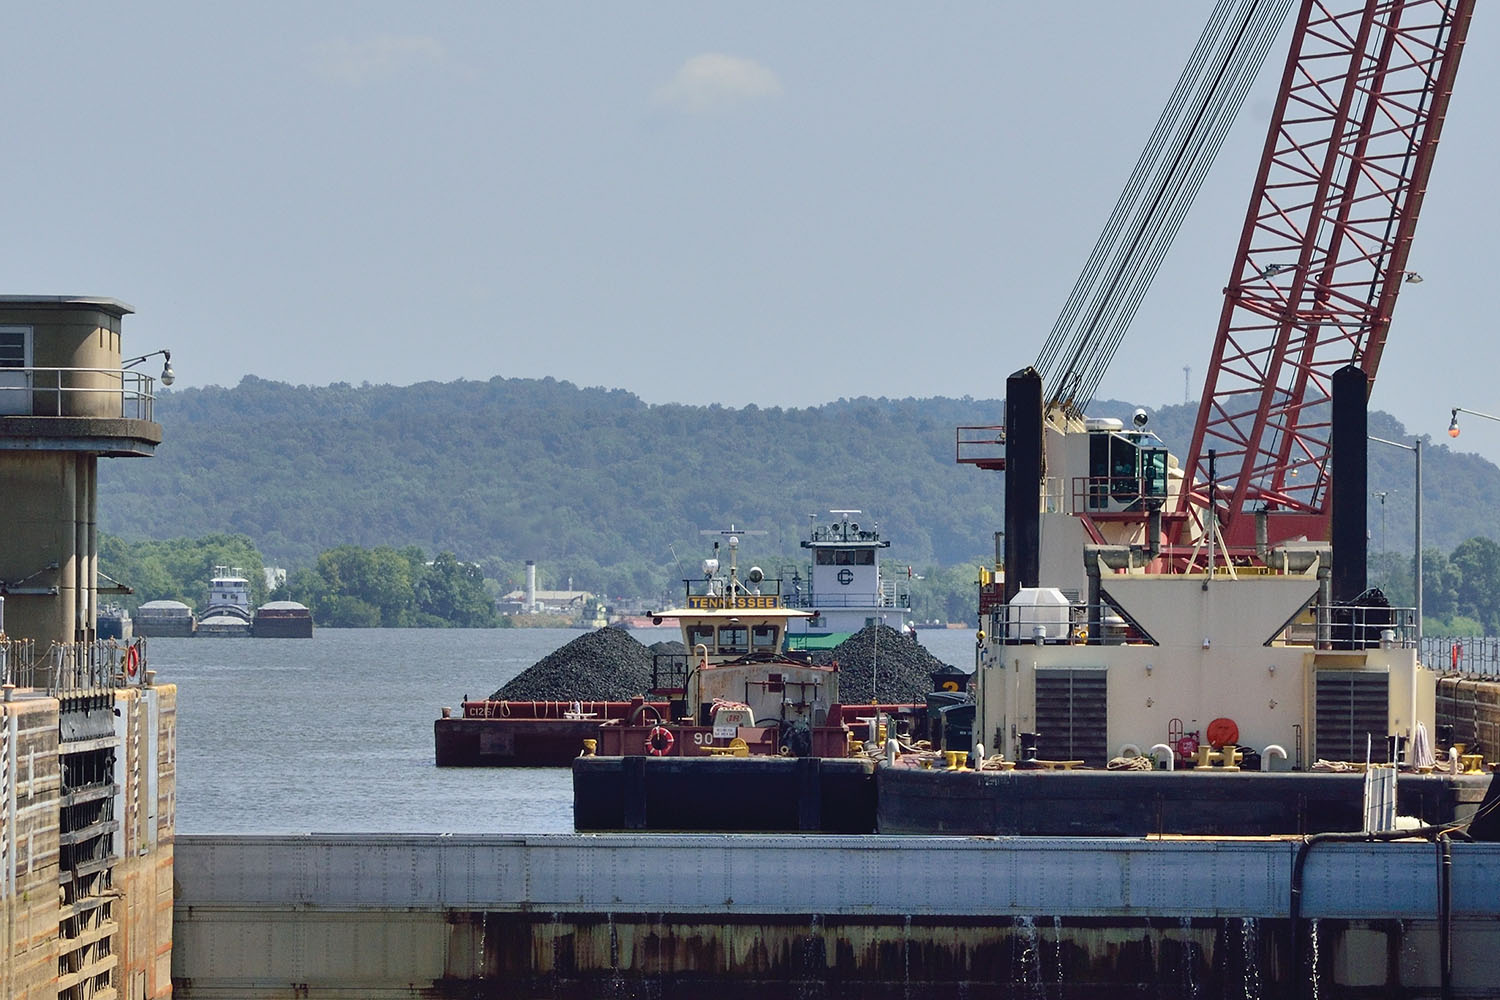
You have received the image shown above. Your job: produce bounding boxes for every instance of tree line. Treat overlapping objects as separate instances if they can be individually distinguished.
[99,531,1500,634]
[100,534,496,628]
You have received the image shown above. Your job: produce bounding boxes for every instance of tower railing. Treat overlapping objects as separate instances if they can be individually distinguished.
[0,366,159,421]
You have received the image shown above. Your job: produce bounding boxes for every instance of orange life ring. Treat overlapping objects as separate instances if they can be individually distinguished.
[1205,717,1239,748]
[646,726,675,756]
[125,645,140,679]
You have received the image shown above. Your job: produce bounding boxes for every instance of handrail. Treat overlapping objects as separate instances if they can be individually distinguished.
[0,637,151,694]
[0,366,159,421]
[990,600,1418,649]
[1422,636,1500,678]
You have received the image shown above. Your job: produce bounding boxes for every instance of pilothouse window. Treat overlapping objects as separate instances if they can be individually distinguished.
[751,625,778,650]
[718,625,748,654]
[686,625,714,650]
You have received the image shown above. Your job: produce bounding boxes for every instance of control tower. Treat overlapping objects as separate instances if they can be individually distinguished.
[0,296,166,644]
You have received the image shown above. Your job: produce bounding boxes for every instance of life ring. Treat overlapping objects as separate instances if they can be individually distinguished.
[645,726,675,756]
[1205,717,1239,748]
[124,645,140,679]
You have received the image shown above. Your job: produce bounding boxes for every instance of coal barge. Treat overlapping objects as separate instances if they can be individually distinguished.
[436,528,964,767]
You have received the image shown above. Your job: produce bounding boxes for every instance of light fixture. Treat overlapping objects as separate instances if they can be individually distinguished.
[1448,406,1500,440]
[1259,263,1297,278]
[1401,271,1424,284]
[122,348,174,386]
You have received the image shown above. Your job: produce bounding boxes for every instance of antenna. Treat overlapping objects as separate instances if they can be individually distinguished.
[700,524,767,593]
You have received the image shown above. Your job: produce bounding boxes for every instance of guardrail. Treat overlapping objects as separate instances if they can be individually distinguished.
[783,594,911,610]
[1,637,150,693]
[989,601,1417,648]
[1423,636,1500,678]
[0,366,158,421]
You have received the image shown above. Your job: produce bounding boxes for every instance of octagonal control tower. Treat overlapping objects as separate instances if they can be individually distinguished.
[0,296,163,645]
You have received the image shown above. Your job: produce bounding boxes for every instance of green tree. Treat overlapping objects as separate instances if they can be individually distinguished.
[1450,537,1500,633]
[416,552,498,627]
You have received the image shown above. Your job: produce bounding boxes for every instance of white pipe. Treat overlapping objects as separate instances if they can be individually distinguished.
[1261,744,1287,771]
[1118,743,1143,759]
[1149,743,1175,771]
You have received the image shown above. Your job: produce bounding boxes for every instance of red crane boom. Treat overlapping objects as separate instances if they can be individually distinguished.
[1176,0,1474,555]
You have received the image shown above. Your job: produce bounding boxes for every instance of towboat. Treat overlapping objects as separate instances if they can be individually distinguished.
[196,566,253,637]
[783,510,911,649]
[438,527,940,767]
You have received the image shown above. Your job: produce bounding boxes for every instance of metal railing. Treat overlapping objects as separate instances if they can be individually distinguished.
[988,601,1418,649]
[1,638,149,694]
[0,366,159,421]
[1071,475,1167,514]
[955,424,1006,465]
[783,591,911,611]
[1422,636,1500,678]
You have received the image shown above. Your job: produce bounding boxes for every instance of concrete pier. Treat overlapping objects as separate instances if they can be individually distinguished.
[172,833,1500,998]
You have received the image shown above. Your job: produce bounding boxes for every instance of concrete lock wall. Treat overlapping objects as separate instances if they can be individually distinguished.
[171,833,1500,998]
[1,684,176,1000]
[1,694,63,1000]
[1438,677,1500,762]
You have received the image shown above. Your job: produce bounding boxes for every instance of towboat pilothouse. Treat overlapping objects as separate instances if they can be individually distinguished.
[783,510,911,649]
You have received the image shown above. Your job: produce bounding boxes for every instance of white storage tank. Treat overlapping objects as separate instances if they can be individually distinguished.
[1004,587,1073,641]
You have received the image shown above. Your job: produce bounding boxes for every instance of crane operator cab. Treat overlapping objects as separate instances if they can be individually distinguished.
[1083,412,1169,515]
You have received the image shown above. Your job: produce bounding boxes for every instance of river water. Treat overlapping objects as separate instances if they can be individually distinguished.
[152,626,977,835]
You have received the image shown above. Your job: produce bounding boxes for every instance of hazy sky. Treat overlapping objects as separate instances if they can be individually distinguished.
[7,3,1499,461]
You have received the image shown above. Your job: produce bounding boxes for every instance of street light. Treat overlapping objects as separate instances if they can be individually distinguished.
[1448,405,1500,439]
[122,348,174,386]
[1369,435,1422,646]
[1371,490,1389,584]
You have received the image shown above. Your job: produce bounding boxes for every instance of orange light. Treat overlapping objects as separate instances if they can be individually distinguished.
[1449,425,1461,438]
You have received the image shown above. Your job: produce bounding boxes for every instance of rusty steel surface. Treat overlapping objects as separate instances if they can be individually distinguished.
[175,833,1500,920]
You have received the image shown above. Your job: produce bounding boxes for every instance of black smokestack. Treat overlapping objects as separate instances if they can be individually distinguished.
[1004,368,1043,604]
[1330,364,1368,604]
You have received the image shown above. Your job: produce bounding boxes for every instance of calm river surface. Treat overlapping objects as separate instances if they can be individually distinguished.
[151,626,977,835]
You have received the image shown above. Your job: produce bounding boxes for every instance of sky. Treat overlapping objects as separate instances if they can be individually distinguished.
[6,3,1499,463]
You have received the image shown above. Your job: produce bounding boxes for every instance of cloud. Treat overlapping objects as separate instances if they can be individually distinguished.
[654,53,783,114]
[311,35,446,86]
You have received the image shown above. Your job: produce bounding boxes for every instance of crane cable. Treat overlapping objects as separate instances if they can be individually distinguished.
[1035,0,1292,416]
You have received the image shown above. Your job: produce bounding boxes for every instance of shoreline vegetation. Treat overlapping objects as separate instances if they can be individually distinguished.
[94,375,1500,632]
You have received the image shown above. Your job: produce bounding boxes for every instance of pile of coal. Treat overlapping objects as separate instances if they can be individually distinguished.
[813,624,963,703]
[491,627,656,701]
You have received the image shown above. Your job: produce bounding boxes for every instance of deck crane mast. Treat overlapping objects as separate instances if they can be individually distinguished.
[1175,0,1474,562]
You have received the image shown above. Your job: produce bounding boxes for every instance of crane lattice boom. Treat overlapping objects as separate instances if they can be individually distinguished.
[1178,0,1474,553]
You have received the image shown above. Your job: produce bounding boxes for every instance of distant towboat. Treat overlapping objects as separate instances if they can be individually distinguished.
[97,602,134,641]
[197,567,254,637]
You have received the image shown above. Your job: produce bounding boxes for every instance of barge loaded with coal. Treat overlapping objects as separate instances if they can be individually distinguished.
[436,524,960,767]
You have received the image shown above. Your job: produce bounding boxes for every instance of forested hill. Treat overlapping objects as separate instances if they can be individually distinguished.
[96,374,1500,590]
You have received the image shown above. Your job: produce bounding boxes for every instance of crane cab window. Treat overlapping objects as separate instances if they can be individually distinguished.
[751,625,778,650]
[717,624,748,654]
[1089,433,1169,511]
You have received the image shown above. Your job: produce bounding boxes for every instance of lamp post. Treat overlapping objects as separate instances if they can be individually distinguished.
[1371,491,1389,585]
[1369,436,1421,645]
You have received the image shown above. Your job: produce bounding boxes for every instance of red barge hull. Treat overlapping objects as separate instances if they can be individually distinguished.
[434,700,671,767]
[436,700,926,767]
